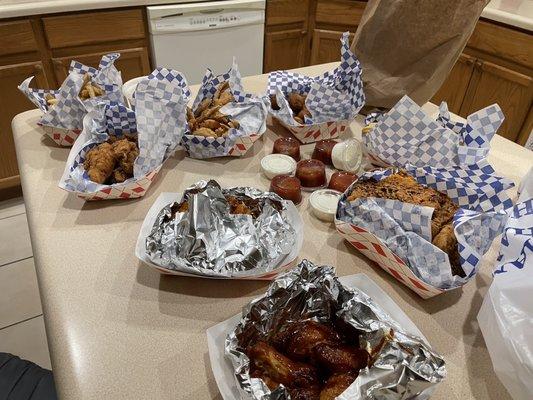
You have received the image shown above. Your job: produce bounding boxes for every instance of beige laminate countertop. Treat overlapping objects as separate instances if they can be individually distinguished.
[1,0,532,32]
[12,62,533,400]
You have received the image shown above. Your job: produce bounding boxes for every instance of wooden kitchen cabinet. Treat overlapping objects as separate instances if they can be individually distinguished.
[433,21,533,145]
[460,60,532,143]
[0,7,153,197]
[264,29,309,71]
[0,61,49,189]
[309,0,364,65]
[263,0,310,72]
[310,30,354,65]
[431,54,476,114]
[52,47,151,83]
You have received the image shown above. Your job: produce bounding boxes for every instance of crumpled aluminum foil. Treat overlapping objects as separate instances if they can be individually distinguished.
[145,180,296,277]
[225,260,446,399]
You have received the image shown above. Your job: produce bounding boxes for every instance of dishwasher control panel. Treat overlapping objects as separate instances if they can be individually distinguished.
[152,9,265,33]
[190,14,240,26]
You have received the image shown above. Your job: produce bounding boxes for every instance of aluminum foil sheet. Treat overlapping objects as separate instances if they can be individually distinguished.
[225,260,446,399]
[145,180,297,277]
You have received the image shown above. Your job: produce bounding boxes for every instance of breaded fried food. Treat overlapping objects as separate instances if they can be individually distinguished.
[347,171,464,277]
[84,135,139,184]
[79,73,104,100]
[84,142,116,184]
[187,81,238,138]
[288,93,306,112]
[112,138,139,175]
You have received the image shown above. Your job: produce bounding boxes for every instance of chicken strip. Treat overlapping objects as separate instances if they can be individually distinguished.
[248,341,319,388]
[314,343,368,374]
[84,142,115,184]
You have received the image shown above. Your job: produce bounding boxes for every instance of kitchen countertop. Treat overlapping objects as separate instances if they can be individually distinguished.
[12,62,533,400]
[0,0,532,32]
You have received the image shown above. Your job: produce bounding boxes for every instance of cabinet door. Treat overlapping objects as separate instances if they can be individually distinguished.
[461,60,532,143]
[431,54,476,114]
[264,29,308,72]
[310,29,354,65]
[52,47,151,84]
[0,61,49,189]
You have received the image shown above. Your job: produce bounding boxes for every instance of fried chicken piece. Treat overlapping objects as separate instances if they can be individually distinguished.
[270,94,280,110]
[432,224,463,276]
[288,92,306,113]
[319,372,358,400]
[214,90,233,107]
[112,138,138,175]
[214,81,229,100]
[290,387,321,400]
[248,341,319,388]
[112,168,128,183]
[84,142,116,184]
[347,171,463,275]
[273,321,342,362]
[45,93,58,107]
[192,127,217,138]
[226,196,252,215]
[314,343,369,374]
[194,98,212,117]
[298,104,311,121]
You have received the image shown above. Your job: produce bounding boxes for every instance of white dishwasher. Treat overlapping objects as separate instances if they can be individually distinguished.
[147,0,265,84]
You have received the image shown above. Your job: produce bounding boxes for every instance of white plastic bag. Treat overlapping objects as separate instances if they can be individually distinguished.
[478,167,533,400]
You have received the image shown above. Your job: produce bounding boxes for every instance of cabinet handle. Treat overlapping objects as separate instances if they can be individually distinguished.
[301,30,308,35]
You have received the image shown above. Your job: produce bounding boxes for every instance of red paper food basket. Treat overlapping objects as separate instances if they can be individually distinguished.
[40,124,81,147]
[335,219,448,298]
[278,119,348,144]
[227,133,261,156]
[76,167,160,201]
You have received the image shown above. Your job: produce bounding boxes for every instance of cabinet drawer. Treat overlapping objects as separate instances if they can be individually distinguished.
[315,0,366,28]
[266,0,309,26]
[468,21,533,69]
[0,20,38,57]
[43,9,146,49]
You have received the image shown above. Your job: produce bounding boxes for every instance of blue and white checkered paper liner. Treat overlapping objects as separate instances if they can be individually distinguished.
[405,163,514,212]
[493,199,533,276]
[59,69,188,194]
[18,53,123,130]
[364,96,505,168]
[267,31,364,126]
[183,58,267,159]
[336,169,508,289]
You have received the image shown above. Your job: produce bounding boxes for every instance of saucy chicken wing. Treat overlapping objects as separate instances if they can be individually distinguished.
[314,343,369,374]
[319,372,358,400]
[272,321,342,362]
[248,341,319,388]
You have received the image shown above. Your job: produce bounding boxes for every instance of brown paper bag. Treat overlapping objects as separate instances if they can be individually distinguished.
[351,0,489,109]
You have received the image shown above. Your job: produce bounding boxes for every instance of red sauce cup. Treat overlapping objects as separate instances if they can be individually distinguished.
[311,139,338,166]
[328,171,358,193]
[270,175,302,204]
[296,159,327,189]
[273,137,301,161]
